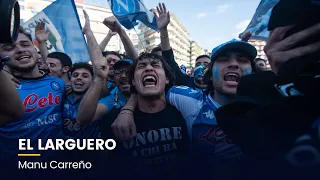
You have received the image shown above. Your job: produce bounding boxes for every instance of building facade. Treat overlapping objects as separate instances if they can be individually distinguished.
[18,0,138,54]
[248,39,271,69]
[189,40,205,68]
[137,11,190,66]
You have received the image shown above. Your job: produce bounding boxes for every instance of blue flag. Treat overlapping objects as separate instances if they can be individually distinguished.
[108,0,158,31]
[22,0,90,63]
[239,0,280,40]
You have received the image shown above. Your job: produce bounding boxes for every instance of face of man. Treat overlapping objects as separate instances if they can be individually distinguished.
[37,54,48,71]
[47,57,70,78]
[255,59,267,70]
[70,68,92,94]
[106,54,121,78]
[0,33,38,73]
[211,52,252,95]
[195,56,210,67]
[133,57,168,98]
[114,65,131,96]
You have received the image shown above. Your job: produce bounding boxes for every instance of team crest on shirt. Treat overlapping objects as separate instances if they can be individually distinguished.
[51,81,61,91]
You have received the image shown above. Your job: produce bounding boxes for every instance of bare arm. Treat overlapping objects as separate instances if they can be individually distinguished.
[103,16,138,60]
[99,30,117,52]
[77,10,109,125]
[0,70,24,126]
[111,94,138,140]
[35,22,49,61]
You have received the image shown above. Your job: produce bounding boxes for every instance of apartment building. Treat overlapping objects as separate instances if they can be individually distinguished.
[189,40,205,67]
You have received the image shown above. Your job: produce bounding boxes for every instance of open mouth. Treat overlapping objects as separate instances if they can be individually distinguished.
[74,81,84,86]
[143,75,157,87]
[16,55,31,61]
[224,72,240,83]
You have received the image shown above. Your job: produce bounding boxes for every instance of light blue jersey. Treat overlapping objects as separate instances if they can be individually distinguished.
[166,86,245,177]
[98,87,128,111]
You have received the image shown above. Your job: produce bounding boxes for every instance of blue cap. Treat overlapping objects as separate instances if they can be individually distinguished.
[113,58,133,70]
[210,39,257,62]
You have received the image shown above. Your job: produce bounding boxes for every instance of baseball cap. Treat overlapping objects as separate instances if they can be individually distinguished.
[113,58,133,70]
[210,39,257,63]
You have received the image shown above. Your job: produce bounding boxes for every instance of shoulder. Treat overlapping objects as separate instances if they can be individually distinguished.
[167,86,204,100]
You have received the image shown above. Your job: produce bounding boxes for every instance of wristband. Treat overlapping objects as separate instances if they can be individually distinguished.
[117,111,133,117]
[121,108,134,113]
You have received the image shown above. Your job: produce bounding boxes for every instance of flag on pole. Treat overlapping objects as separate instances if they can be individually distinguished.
[108,0,158,31]
[239,0,280,40]
[22,0,90,63]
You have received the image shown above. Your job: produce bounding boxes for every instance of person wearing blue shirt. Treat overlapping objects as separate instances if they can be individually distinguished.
[112,38,258,179]
[0,28,66,169]
[63,62,100,139]
[76,58,132,123]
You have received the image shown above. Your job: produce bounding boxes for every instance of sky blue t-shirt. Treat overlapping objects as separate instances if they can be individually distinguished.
[98,87,128,111]
[63,95,101,139]
[0,75,65,165]
[166,86,245,177]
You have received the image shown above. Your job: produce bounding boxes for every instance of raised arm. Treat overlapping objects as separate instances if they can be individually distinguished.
[77,10,109,125]
[155,3,192,86]
[35,22,49,62]
[99,29,117,51]
[103,16,138,61]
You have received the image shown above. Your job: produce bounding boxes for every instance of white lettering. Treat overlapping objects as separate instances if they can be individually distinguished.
[38,139,45,150]
[147,130,159,143]
[159,128,172,141]
[55,139,64,150]
[173,127,182,139]
[19,139,26,150]
[105,139,116,150]
[65,139,76,150]
[87,139,94,150]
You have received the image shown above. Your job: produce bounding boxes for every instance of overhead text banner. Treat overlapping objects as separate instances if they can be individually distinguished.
[22,0,90,63]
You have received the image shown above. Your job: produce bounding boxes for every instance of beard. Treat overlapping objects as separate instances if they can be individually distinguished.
[10,62,37,73]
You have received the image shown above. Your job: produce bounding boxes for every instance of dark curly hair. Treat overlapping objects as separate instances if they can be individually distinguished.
[127,52,175,93]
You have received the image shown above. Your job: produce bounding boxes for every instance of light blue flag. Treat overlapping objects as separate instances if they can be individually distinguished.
[108,0,158,31]
[22,0,90,63]
[239,0,280,40]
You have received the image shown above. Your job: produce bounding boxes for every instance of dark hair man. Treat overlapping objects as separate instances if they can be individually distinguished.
[111,40,257,179]
[102,16,139,93]
[101,53,190,179]
[213,0,320,178]
[0,27,66,168]
[63,62,101,139]
[97,58,133,117]
[47,52,72,83]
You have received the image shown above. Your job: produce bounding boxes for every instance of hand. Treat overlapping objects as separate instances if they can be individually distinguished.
[155,3,170,30]
[264,22,320,74]
[111,110,136,141]
[82,10,91,34]
[108,29,117,37]
[103,16,123,34]
[93,59,109,81]
[66,86,73,96]
[35,22,49,43]
[241,32,252,42]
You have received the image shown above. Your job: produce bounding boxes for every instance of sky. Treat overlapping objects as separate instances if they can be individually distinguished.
[142,0,261,50]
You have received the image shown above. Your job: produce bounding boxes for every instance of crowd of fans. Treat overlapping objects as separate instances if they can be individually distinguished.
[0,0,320,180]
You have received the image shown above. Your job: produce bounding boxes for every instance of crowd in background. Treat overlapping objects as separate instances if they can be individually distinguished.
[0,0,320,180]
